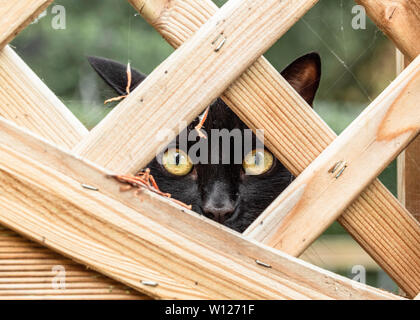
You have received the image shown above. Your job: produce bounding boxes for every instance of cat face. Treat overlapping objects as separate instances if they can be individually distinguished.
[88,53,321,232]
[147,99,295,232]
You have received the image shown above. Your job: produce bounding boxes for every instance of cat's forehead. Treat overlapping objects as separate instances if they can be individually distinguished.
[188,98,244,132]
[167,98,261,150]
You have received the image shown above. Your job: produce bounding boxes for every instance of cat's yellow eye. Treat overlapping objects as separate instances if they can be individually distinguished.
[243,149,273,175]
[162,148,193,176]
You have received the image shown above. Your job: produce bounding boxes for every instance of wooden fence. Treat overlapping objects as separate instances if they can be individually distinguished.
[0,0,418,299]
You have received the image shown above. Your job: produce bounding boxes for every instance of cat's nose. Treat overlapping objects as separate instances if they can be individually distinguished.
[202,205,235,223]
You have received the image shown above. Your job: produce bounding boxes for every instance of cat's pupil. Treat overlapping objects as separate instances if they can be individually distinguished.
[175,153,181,165]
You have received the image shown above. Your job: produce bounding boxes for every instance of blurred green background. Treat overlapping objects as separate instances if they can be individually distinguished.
[11,0,400,293]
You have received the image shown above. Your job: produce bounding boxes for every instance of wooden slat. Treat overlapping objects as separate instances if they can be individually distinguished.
[73,0,319,172]
[0,231,143,300]
[246,55,420,255]
[0,0,54,48]
[0,46,88,148]
[397,51,420,222]
[0,277,122,284]
[355,0,420,62]
[0,294,142,300]
[0,46,145,299]
[398,139,420,222]
[301,236,379,270]
[0,283,125,290]
[128,0,420,298]
[0,117,402,300]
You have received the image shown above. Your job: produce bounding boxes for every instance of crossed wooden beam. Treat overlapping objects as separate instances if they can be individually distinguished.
[0,0,418,299]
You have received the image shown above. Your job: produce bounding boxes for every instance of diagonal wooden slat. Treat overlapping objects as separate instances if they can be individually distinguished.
[0,46,88,147]
[73,0,319,172]
[0,46,146,299]
[0,0,54,48]
[355,0,420,62]
[398,131,420,222]
[0,116,403,300]
[246,55,420,264]
[0,1,139,299]
[0,228,143,299]
[128,0,420,297]
[300,235,379,270]
[393,33,420,223]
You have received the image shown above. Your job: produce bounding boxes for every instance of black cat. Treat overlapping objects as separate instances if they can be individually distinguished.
[88,53,321,232]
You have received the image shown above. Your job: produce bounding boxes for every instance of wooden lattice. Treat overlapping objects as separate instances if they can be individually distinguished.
[0,0,419,299]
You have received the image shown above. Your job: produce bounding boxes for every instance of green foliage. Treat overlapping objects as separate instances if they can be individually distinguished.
[13,1,173,100]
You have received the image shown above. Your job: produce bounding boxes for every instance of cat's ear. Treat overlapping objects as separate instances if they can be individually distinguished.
[87,56,147,95]
[281,52,321,106]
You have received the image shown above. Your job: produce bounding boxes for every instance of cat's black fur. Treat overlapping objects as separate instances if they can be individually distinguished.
[88,53,321,232]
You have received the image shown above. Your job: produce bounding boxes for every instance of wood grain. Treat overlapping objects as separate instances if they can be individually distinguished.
[0,0,54,48]
[0,228,144,299]
[399,134,420,222]
[396,51,420,223]
[129,0,420,298]
[355,0,420,61]
[0,46,144,299]
[74,0,319,172]
[0,46,88,148]
[301,236,379,270]
[0,117,402,300]
[245,55,420,256]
